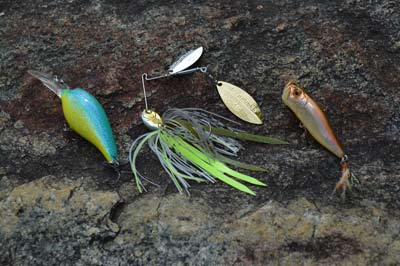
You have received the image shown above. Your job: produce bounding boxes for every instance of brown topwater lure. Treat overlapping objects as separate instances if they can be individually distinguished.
[282,82,357,197]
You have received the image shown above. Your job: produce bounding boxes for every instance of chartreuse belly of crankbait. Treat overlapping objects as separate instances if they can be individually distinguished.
[129,108,287,195]
[28,70,118,165]
[282,82,357,197]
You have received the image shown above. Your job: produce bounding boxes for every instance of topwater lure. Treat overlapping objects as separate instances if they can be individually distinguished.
[282,82,357,197]
[144,47,263,124]
[28,70,118,165]
[128,75,287,195]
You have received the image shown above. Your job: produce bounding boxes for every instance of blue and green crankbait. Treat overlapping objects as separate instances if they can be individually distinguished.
[28,70,118,165]
[129,108,287,195]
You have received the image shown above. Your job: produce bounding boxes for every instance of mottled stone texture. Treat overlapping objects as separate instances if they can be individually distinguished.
[0,0,399,265]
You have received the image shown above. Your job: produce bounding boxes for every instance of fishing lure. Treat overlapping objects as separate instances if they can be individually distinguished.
[282,82,356,197]
[144,47,263,124]
[28,70,118,165]
[128,76,287,195]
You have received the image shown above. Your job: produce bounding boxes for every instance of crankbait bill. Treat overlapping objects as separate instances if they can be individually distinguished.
[28,70,118,165]
[282,82,356,197]
[144,47,263,124]
[129,107,287,195]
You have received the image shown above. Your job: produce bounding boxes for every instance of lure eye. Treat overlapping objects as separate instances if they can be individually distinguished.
[293,88,302,97]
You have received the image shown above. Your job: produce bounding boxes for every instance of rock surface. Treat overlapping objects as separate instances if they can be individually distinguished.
[1,0,400,265]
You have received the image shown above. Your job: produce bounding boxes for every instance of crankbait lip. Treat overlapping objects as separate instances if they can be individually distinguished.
[141,109,163,130]
[28,70,68,98]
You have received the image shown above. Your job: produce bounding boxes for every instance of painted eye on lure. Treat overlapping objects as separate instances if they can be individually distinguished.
[28,70,118,165]
[292,88,302,97]
[282,82,358,198]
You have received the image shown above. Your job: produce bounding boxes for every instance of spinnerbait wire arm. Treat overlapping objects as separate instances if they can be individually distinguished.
[142,66,216,111]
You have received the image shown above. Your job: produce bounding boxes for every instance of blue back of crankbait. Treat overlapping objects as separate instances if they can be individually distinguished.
[28,70,118,164]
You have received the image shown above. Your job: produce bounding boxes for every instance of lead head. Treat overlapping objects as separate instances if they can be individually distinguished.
[141,109,163,130]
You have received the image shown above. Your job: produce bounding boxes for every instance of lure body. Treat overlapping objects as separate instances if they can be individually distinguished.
[282,82,356,197]
[61,88,118,163]
[28,70,118,164]
[282,82,344,158]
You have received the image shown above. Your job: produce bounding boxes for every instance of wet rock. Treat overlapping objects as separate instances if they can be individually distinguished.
[210,198,400,266]
[116,193,213,245]
[0,176,120,265]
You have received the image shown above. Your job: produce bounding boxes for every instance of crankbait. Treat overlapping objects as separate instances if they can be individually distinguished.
[129,108,287,195]
[28,70,118,165]
[282,82,356,197]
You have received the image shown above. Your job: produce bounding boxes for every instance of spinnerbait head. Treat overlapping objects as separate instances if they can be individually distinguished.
[141,109,163,130]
